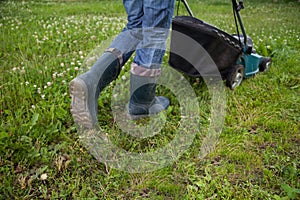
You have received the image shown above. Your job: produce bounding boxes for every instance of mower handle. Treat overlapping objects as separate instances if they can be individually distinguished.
[179,0,249,51]
[233,0,245,12]
[180,0,194,17]
[232,0,248,47]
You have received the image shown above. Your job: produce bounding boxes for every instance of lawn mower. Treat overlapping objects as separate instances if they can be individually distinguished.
[169,0,272,89]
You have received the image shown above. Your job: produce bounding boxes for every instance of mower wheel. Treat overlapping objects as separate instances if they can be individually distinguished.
[259,57,272,72]
[226,65,245,90]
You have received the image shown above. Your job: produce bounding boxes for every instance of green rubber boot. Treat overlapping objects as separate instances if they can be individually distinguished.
[127,73,170,120]
[70,52,120,129]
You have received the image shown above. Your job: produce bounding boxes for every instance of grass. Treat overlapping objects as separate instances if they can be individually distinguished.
[0,0,299,199]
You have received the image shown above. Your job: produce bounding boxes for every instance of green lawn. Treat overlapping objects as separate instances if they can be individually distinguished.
[0,0,299,199]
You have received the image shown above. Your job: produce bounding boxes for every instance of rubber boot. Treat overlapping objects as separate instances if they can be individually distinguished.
[127,73,170,120]
[70,52,120,129]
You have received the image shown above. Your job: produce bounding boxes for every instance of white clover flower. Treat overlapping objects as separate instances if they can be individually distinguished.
[25,81,29,86]
[74,67,79,71]
[36,39,43,44]
[41,94,45,99]
[31,105,36,109]
[47,82,52,86]
[60,63,65,67]
[37,88,41,94]
[40,173,47,180]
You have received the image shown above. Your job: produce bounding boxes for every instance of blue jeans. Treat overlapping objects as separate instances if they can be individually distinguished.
[109,0,175,69]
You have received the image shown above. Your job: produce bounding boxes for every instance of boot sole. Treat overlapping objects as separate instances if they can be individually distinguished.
[127,97,169,120]
[126,113,151,120]
[126,108,166,120]
[127,111,168,120]
[69,78,95,129]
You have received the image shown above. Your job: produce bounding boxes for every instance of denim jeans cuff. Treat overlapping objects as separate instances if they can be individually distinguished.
[130,62,161,77]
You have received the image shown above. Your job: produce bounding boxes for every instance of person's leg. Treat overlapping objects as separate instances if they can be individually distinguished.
[70,0,144,128]
[135,0,175,68]
[128,0,175,119]
[109,0,144,65]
